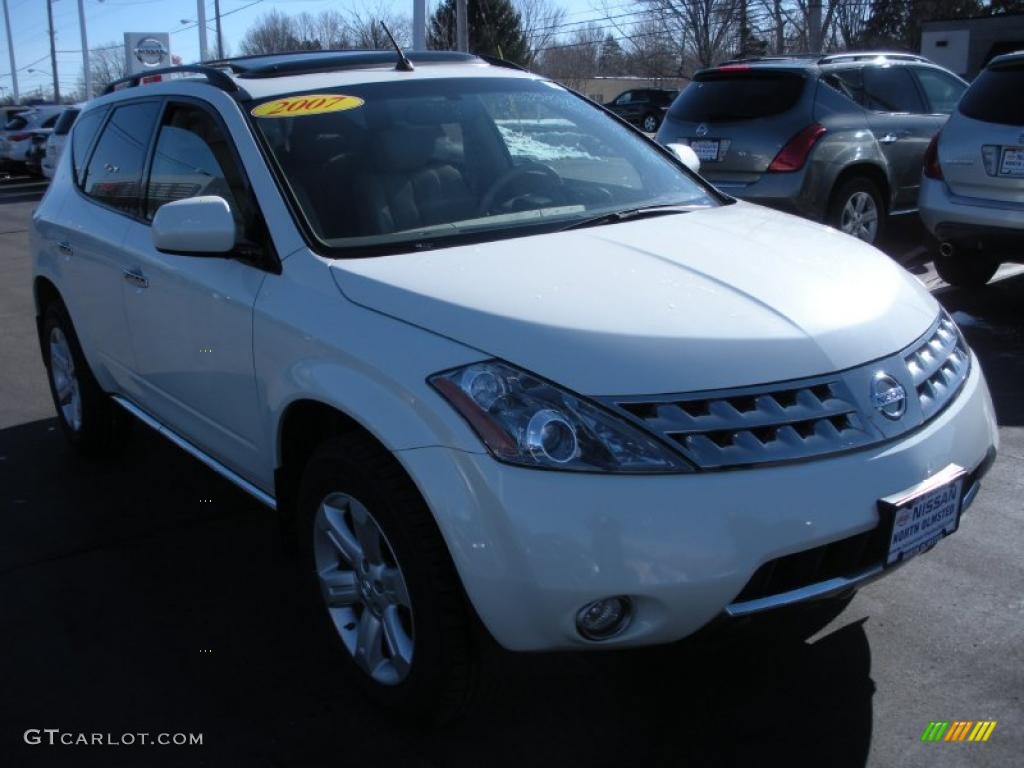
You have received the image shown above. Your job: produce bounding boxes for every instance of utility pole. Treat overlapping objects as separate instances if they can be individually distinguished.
[412,0,425,51]
[77,0,90,99]
[2,0,18,103]
[456,0,468,53]
[46,0,60,102]
[197,0,209,61]
[214,0,224,59]
[808,0,822,54]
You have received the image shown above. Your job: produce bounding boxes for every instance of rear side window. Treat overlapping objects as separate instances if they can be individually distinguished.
[863,67,925,113]
[54,109,79,136]
[959,62,1024,126]
[83,101,161,215]
[71,106,108,186]
[913,68,965,114]
[41,113,59,129]
[669,72,806,122]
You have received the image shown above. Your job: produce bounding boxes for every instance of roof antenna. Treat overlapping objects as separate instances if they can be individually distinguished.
[380,21,414,72]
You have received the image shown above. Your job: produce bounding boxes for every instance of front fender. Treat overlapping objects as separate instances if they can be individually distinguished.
[254,250,488,480]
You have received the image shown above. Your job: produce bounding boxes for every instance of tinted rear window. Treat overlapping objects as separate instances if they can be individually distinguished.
[668,72,805,122]
[959,63,1024,126]
[54,109,79,135]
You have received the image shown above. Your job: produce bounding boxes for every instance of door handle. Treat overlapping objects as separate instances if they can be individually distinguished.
[123,268,149,289]
[57,241,73,256]
[879,132,908,145]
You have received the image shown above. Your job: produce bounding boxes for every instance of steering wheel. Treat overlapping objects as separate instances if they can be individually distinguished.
[477,162,565,216]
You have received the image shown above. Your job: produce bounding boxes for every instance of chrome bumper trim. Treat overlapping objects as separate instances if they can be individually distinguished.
[111,395,277,510]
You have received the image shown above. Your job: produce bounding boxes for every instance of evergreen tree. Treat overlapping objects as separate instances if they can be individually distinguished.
[427,0,530,66]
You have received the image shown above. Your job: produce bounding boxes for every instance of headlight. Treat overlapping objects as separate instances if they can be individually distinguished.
[429,361,691,473]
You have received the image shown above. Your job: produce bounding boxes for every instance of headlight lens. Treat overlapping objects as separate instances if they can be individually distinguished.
[430,361,691,473]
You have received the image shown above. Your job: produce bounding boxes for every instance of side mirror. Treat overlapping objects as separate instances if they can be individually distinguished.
[151,195,235,255]
[667,143,701,174]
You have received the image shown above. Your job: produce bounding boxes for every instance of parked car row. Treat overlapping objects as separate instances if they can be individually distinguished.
[0,103,79,177]
[610,50,1024,287]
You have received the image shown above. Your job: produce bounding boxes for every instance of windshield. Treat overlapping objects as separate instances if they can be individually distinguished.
[250,77,716,255]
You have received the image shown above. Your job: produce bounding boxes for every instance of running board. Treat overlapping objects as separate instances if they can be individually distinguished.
[111,395,277,510]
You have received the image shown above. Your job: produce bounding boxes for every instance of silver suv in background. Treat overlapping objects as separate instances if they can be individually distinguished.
[919,51,1024,287]
[656,53,967,245]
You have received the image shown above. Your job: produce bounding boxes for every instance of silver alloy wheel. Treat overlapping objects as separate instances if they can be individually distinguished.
[839,191,879,242]
[642,114,658,132]
[48,327,82,432]
[313,492,414,685]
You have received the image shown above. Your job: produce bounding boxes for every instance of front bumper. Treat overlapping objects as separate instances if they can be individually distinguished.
[398,358,998,652]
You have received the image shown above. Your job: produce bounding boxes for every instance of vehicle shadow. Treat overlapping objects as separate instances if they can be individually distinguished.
[0,417,874,768]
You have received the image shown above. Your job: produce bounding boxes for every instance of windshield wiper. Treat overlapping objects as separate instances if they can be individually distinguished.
[559,204,698,232]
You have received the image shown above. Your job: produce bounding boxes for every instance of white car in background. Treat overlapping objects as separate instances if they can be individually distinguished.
[0,105,63,174]
[41,106,81,180]
[920,51,1024,286]
[31,51,999,720]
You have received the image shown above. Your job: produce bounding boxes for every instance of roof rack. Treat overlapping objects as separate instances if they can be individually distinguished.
[216,50,483,79]
[719,54,820,65]
[818,52,930,64]
[102,64,242,95]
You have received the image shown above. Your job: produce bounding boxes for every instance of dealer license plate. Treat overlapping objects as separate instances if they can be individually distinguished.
[881,464,966,566]
[690,139,720,162]
[999,147,1024,177]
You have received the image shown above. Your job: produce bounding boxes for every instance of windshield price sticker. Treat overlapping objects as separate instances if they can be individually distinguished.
[251,94,364,118]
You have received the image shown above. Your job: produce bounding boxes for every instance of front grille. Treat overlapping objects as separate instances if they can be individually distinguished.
[616,378,875,469]
[602,311,970,470]
[905,313,970,422]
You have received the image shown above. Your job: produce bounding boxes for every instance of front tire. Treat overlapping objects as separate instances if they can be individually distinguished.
[933,247,999,288]
[828,177,884,245]
[41,300,130,455]
[297,434,491,722]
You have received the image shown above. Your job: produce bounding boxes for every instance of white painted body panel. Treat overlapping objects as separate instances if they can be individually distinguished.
[333,202,938,395]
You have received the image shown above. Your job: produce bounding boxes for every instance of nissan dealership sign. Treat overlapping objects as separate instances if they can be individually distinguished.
[124,33,171,75]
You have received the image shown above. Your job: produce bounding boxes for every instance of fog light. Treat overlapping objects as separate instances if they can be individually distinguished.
[576,596,632,640]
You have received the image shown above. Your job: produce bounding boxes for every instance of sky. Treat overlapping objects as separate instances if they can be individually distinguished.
[0,0,622,100]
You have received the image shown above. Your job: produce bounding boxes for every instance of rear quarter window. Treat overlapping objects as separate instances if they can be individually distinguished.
[959,62,1024,126]
[54,109,79,136]
[668,71,806,122]
[71,107,109,186]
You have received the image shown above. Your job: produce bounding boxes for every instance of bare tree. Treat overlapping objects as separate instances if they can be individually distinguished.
[640,0,740,68]
[239,9,301,55]
[348,2,412,49]
[516,0,566,63]
[294,9,352,50]
[534,24,604,91]
[82,43,127,94]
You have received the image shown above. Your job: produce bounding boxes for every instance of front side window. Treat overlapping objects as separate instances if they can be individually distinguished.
[83,101,160,214]
[863,67,925,113]
[913,67,966,114]
[251,77,716,255]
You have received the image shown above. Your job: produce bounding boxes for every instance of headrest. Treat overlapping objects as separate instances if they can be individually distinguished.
[372,126,437,172]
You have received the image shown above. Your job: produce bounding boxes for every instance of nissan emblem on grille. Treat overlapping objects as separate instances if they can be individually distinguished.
[696,123,708,137]
[871,373,907,420]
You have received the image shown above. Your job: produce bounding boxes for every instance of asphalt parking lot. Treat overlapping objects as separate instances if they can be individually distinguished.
[0,174,1021,768]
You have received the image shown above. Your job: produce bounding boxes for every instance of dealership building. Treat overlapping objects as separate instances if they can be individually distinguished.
[921,12,1024,79]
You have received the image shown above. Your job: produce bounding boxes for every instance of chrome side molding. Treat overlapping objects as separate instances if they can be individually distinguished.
[111,395,277,510]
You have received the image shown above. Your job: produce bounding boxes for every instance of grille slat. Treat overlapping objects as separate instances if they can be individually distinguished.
[604,312,970,470]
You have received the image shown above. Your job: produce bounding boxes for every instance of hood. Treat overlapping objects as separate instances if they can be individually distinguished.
[330,202,938,396]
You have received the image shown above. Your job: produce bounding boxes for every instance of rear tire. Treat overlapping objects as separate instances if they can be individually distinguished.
[41,300,131,455]
[641,112,660,133]
[297,434,493,722]
[828,177,885,245]
[933,247,999,288]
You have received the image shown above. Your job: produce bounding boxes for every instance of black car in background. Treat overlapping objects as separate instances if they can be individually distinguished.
[605,88,678,132]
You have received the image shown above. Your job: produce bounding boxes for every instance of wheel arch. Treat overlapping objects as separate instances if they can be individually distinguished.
[33,275,63,353]
[829,163,891,214]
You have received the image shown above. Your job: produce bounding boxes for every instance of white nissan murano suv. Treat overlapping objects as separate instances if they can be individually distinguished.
[30,50,998,719]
